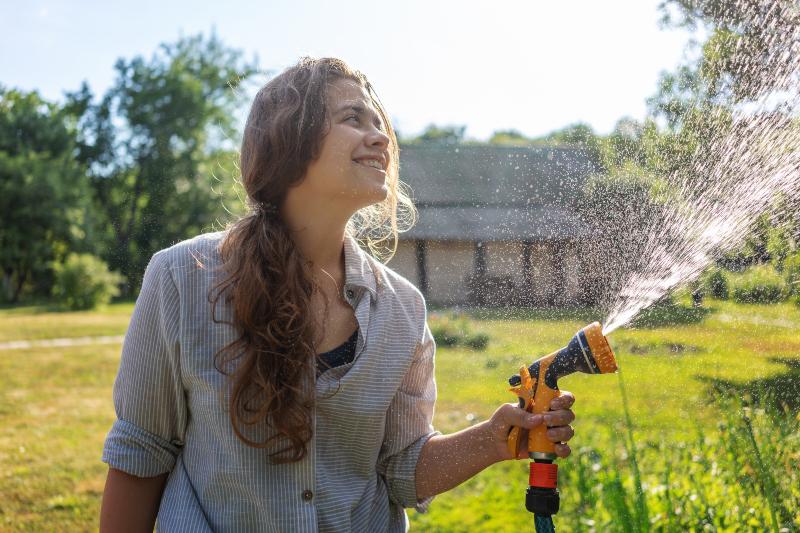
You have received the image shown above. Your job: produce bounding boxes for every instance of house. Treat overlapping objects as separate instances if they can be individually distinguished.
[387,144,600,307]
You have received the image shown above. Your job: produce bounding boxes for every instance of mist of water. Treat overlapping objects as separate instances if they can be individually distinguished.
[603,1,800,334]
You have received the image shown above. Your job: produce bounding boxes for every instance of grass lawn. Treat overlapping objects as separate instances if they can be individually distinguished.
[0,299,798,531]
[0,303,134,342]
[412,300,800,531]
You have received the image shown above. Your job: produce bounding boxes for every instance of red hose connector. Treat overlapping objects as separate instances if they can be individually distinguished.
[529,462,558,489]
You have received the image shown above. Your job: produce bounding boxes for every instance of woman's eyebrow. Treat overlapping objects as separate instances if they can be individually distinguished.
[336,103,368,116]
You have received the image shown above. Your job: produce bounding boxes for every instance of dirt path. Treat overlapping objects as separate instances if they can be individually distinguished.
[0,335,125,351]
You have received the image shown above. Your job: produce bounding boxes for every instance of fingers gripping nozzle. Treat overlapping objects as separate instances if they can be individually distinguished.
[507,322,617,458]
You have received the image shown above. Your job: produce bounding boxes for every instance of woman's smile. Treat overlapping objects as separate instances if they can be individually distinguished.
[353,158,385,171]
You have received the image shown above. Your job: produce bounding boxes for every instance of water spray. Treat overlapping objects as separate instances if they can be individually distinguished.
[507,322,618,533]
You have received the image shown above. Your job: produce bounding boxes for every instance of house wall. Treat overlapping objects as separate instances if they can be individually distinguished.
[485,241,525,286]
[529,242,554,303]
[564,244,580,302]
[387,240,418,287]
[392,238,582,307]
[426,241,474,305]
[528,241,581,304]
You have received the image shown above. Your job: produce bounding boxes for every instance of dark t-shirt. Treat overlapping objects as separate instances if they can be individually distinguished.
[316,329,358,374]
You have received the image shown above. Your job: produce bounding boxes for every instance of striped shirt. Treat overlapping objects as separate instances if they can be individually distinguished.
[102,232,438,532]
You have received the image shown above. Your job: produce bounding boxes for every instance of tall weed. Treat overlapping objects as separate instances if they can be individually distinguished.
[554,385,799,531]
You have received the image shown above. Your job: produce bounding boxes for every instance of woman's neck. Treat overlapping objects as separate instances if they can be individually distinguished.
[282,205,348,284]
[293,225,346,276]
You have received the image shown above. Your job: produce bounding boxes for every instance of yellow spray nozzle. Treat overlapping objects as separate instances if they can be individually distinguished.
[507,322,618,459]
[580,322,618,374]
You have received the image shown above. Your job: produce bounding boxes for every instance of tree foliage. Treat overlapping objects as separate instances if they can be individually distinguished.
[67,33,258,291]
[0,88,91,302]
[652,0,800,264]
[407,124,467,145]
[658,0,799,106]
[579,163,671,302]
[487,129,534,146]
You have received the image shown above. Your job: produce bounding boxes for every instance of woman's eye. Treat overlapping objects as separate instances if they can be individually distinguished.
[346,115,360,124]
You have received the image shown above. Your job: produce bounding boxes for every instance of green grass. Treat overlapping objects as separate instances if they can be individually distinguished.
[0,302,134,342]
[429,300,800,434]
[0,299,798,531]
[0,343,119,531]
[414,299,800,532]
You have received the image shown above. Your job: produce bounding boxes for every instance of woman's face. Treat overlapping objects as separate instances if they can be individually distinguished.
[296,78,391,215]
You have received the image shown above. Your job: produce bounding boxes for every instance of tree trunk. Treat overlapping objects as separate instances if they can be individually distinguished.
[12,268,27,303]
[2,269,13,302]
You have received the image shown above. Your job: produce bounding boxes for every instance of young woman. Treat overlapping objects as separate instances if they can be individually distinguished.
[99,57,576,532]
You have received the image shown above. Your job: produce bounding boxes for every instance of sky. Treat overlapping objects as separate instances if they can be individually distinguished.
[1,0,699,140]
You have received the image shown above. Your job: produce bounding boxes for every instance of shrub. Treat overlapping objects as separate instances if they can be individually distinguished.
[52,254,124,310]
[465,333,490,350]
[430,324,460,347]
[767,225,793,271]
[429,314,466,347]
[783,252,800,295]
[728,264,789,304]
[630,296,710,328]
[428,313,490,350]
[701,268,729,299]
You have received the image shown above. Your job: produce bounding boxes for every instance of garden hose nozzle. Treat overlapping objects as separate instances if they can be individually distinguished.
[507,322,618,522]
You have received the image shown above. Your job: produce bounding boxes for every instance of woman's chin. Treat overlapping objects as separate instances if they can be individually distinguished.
[368,190,389,207]
[352,185,389,210]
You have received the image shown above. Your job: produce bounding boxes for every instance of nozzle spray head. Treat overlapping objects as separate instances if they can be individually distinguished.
[509,322,617,389]
[576,321,618,375]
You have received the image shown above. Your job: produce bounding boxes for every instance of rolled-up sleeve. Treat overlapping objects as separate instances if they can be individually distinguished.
[102,250,187,477]
[377,317,439,513]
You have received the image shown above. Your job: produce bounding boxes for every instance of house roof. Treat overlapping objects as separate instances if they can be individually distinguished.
[398,144,599,207]
[401,206,590,242]
[396,144,597,241]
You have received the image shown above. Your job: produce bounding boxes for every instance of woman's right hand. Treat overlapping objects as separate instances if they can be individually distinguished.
[485,392,576,462]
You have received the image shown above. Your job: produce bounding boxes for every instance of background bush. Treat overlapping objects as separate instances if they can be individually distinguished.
[51,254,124,310]
[783,252,800,296]
[728,264,789,304]
[429,313,490,350]
[701,267,729,299]
[464,332,490,350]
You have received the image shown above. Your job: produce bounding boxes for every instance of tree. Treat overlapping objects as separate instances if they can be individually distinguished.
[68,33,258,291]
[409,124,467,145]
[0,88,91,302]
[651,0,798,156]
[530,122,605,168]
[578,163,671,303]
[658,1,799,107]
[650,0,800,264]
[488,129,533,145]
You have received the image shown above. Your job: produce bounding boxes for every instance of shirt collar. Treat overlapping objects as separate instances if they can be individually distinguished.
[343,235,379,298]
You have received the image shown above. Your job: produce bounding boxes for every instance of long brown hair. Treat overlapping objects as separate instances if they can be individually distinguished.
[210,57,415,462]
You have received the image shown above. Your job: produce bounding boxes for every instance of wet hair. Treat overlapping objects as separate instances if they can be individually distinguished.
[209,57,414,462]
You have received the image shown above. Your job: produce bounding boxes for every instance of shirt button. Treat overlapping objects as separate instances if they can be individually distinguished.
[345,289,355,300]
[302,489,313,502]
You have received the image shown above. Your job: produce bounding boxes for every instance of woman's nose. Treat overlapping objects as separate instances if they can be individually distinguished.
[366,126,390,148]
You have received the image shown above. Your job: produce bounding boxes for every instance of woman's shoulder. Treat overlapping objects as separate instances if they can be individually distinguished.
[148,230,227,279]
[365,255,427,320]
[372,258,422,299]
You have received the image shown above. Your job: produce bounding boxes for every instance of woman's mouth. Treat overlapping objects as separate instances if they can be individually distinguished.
[353,158,385,171]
